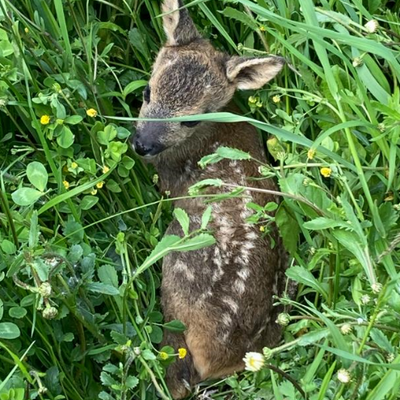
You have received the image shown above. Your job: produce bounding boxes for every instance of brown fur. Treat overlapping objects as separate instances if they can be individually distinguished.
[132,1,288,398]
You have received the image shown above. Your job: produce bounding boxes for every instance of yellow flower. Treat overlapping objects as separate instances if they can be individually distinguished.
[307,148,316,160]
[24,27,29,33]
[243,352,264,372]
[159,352,169,360]
[102,166,110,174]
[71,162,78,169]
[86,108,98,118]
[178,348,187,359]
[40,115,50,125]
[96,181,104,189]
[259,226,265,232]
[259,25,266,32]
[91,189,97,195]
[63,180,70,189]
[320,167,332,178]
[272,95,281,103]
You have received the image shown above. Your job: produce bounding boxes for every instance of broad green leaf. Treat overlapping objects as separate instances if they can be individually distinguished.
[80,195,99,210]
[0,322,20,339]
[12,188,44,206]
[188,179,223,195]
[57,126,74,148]
[172,233,215,252]
[27,162,48,191]
[65,115,83,125]
[286,265,328,299]
[303,217,351,230]
[87,282,120,296]
[174,208,190,235]
[125,376,139,389]
[1,239,16,255]
[141,349,156,361]
[122,80,148,99]
[201,206,213,229]
[298,329,330,346]
[215,146,251,161]
[9,307,27,319]
[98,265,119,288]
[163,320,186,332]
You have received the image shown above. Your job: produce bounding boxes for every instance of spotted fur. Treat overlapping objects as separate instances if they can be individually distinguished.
[132,1,289,398]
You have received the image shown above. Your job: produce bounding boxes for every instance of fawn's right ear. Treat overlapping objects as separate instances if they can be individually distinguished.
[162,0,201,46]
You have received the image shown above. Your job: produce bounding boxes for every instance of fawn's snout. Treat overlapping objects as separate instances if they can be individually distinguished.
[133,122,167,157]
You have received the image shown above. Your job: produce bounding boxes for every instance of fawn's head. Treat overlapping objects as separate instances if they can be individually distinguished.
[133,0,284,157]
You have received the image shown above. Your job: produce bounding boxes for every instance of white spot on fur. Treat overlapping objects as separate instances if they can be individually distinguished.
[237,267,250,280]
[199,290,213,301]
[222,296,239,314]
[246,231,259,241]
[222,313,232,326]
[234,279,246,294]
[243,241,256,250]
[174,260,195,281]
[234,253,249,265]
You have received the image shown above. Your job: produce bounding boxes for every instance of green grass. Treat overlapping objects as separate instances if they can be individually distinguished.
[1,0,400,399]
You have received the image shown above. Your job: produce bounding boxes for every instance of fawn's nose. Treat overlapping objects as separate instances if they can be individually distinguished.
[133,126,165,157]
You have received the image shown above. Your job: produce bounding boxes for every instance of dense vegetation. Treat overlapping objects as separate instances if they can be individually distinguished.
[1,0,400,399]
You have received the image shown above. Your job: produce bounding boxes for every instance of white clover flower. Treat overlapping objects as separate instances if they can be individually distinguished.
[357,317,364,325]
[387,353,395,363]
[371,282,383,294]
[276,313,290,327]
[361,294,370,304]
[38,282,52,298]
[243,352,265,372]
[364,19,379,33]
[337,369,351,383]
[352,57,363,68]
[340,323,352,335]
[42,306,58,320]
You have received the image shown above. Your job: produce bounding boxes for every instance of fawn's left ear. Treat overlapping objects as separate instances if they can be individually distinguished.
[162,0,201,46]
[226,56,285,90]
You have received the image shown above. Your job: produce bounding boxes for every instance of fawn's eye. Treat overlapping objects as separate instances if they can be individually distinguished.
[143,84,151,103]
[181,120,200,128]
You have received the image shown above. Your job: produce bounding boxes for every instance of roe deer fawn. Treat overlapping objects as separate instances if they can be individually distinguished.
[132,1,288,397]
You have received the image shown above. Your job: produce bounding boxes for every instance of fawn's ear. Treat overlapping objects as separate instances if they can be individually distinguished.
[226,56,285,90]
[162,0,201,46]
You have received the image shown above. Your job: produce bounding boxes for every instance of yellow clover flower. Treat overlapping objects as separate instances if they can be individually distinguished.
[102,166,110,174]
[63,180,70,190]
[40,115,51,125]
[71,162,78,169]
[178,348,187,359]
[307,148,316,160]
[159,352,169,360]
[96,181,104,189]
[91,189,97,195]
[320,167,332,178]
[272,95,281,103]
[86,108,98,118]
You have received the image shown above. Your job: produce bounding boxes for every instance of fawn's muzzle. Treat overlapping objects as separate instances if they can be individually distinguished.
[133,122,166,157]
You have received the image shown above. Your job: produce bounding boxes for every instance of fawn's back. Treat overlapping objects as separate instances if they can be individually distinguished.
[132,1,288,398]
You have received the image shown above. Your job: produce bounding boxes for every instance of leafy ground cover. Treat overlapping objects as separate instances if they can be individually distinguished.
[0,0,400,399]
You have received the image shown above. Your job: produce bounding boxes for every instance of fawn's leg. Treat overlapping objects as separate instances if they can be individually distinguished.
[162,329,199,399]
